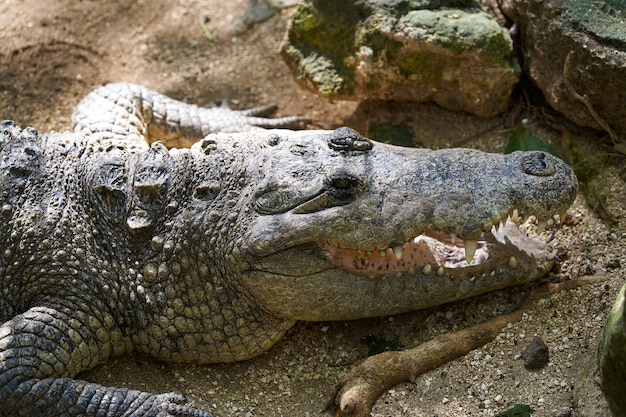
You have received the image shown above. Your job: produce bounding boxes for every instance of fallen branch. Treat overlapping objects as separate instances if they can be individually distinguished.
[325,276,608,417]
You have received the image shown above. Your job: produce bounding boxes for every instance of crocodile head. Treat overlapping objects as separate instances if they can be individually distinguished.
[196,127,578,322]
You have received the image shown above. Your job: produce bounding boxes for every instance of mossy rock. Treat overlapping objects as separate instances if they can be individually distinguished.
[281,0,519,117]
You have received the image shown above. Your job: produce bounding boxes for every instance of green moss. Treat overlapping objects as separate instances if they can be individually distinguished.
[285,0,365,96]
[396,50,445,83]
[289,5,323,32]
[283,0,516,105]
[402,9,512,60]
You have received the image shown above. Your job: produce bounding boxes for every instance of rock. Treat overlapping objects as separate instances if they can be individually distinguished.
[575,367,613,417]
[500,0,626,140]
[281,0,519,118]
[520,336,549,370]
[598,282,626,416]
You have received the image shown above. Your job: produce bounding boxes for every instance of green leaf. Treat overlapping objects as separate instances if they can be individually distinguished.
[495,404,535,417]
[504,125,557,155]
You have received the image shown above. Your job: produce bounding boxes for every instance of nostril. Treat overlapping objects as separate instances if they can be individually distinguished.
[522,152,556,176]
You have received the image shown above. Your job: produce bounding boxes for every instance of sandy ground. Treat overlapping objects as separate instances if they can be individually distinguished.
[1,1,624,416]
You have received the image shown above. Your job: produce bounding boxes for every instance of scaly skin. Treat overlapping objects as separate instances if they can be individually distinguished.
[0,83,577,416]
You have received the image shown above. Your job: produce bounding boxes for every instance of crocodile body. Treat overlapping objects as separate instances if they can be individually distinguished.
[0,83,577,416]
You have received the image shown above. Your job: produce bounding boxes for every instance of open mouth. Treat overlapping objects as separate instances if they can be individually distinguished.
[320,210,559,276]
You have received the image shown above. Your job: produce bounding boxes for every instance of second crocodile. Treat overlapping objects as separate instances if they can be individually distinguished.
[0,83,578,416]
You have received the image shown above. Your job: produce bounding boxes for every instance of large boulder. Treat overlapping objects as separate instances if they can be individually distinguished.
[281,0,519,118]
[501,0,626,139]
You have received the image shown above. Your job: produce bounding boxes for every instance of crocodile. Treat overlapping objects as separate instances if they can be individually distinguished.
[0,83,577,416]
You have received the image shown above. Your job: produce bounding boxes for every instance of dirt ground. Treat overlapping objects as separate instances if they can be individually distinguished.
[1,1,624,416]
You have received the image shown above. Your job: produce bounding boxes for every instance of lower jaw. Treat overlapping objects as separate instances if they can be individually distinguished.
[244,249,551,322]
[245,221,555,321]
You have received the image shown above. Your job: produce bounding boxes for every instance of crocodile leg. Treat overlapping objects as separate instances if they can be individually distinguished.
[0,306,210,417]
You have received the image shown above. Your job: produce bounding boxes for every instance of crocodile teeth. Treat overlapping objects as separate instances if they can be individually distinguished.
[392,245,404,260]
[464,239,478,263]
[449,232,457,244]
[559,212,567,222]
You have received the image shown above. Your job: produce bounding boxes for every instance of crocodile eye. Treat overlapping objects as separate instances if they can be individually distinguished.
[328,173,363,199]
[332,178,353,189]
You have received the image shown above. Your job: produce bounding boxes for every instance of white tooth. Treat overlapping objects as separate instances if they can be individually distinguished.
[512,209,520,223]
[422,264,432,275]
[436,266,445,276]
[392,246,403,260]
[559,212,567,222]
[465,239,478,263]
[379,250,387,258]
[508,256,518,269]
[537,219,547,234]
[449,232,457,244]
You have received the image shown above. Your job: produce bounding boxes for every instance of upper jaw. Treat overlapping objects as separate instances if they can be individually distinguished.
[319,205,563,266]
[244,195,567,271]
